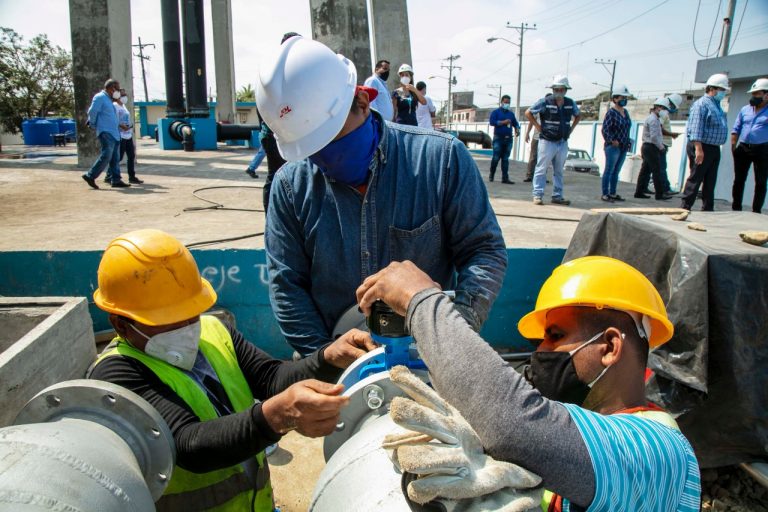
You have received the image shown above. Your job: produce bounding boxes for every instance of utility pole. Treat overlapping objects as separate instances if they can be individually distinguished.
[719,0,737,57]
[132,37,155,103]
[505,22,536,158]
[488,84,502,104]
[594,58,617,95]
[442,55,461,131]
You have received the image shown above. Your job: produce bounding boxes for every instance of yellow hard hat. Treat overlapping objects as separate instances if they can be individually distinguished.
[93,229,216,326]
[518,256,674,348]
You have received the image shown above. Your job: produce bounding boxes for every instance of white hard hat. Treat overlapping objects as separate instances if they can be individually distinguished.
[611,85,631,97]
[549,75,571,89]
[748,78,768,94]
[653,97,671,109]
[255,37,357,161]
[666,93,683,110]
[398,63,413,74]
[705,73,730,91]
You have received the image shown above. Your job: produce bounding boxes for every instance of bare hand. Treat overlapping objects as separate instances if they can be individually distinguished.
[694,147,704,165]
[323,328,377,369]
[525,134,530,143]
[671,133,679,139]
[611,140,619,147]
[262,380,348,437]
[515,130,521,138]
[356,261,439,317]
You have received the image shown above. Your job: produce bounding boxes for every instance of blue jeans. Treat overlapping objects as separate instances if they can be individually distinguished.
[490,136,513,181]
[86,132,121,183]
[533,138,568,198]
[602,145,627,196]
[247,146,266,171]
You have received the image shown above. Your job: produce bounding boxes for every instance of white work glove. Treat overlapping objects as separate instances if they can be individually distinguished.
[382,366,542,511]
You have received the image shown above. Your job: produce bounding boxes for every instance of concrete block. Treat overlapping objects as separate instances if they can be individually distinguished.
[0,297,96,427]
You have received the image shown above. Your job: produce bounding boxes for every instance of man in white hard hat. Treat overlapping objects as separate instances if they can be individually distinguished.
[255,37,507,356]
[680,73,730,211]
[730,77,768,214]
[525,75,582,206]
[634,98,675,201]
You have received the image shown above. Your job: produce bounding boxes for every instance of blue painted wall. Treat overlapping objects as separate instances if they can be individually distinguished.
[0,248,564,359]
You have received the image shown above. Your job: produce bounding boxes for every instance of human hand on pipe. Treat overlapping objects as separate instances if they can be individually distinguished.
[382,366,542,507]
[323,328,377,369]
[262,380,348,437]
[356,260,440,317]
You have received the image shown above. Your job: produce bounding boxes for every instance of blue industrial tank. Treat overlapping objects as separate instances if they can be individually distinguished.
[21,118,57,146]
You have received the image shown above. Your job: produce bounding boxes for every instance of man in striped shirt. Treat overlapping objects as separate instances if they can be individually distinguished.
[358,257,701,511]
[680,73,730,211]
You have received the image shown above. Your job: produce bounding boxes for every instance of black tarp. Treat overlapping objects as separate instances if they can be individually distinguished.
[565,211,768,468]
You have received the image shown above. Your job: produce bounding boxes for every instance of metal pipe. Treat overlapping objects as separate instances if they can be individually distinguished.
[160,0,185,118]
[741,462,768,491]
[0,380,175,511]
[181,0,209,117]
[217,123,261,141]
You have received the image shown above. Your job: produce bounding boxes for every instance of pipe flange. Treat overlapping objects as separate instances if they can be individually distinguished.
[14,379,176,501]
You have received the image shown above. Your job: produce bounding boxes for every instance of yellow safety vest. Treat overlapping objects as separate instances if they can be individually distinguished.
[95,315,274,511]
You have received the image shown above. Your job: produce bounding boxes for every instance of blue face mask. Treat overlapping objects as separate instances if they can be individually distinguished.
[714,91,726,102]
[501,103,511,110]
[617,99,628,107]
[309,113,380,187]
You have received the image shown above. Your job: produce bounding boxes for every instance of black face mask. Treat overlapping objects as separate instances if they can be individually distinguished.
[749,96,765,107]
[379,70,390,82]
[524,331,609,405]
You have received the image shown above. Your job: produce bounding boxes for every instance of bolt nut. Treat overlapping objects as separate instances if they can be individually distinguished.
[364,385,385,410]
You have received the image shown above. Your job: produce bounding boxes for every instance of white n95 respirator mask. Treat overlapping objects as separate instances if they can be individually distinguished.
[130,321,201,371]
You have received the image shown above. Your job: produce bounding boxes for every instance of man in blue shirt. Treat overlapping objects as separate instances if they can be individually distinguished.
[488,95,520,184]
[730,77,768,214]
[357,256,701,512]
[364,59,394,122]
[255,37,507,356]
[525,76,581,206]
[680,73,730,211]
[82,78,128,189]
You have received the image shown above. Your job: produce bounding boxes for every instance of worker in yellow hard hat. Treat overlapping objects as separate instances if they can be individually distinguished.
[88,229,374,511]
[355,257,701,511]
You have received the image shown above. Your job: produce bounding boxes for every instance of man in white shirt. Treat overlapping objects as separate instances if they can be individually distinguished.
[416,81,437,129]
[364,59,394,121]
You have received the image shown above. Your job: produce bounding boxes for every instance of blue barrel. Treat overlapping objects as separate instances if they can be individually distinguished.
[22,119,57,145]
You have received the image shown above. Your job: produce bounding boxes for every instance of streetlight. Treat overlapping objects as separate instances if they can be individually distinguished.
[488,22,536,157]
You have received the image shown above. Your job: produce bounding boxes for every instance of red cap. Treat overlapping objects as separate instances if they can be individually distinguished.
[356,85,378,102]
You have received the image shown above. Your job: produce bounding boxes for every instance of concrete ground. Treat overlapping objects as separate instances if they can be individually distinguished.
[0,138,738,253]
[0,139,743,511]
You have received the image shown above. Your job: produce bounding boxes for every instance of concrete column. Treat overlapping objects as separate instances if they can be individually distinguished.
[310,0,372,83]
[370,0,412,92]
[211,0,236,124]
[69,0,134,167]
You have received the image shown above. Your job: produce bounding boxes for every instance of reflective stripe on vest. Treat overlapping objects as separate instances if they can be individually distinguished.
[539,95,575,142]
[94,315,273,511]
[539,406,679,512]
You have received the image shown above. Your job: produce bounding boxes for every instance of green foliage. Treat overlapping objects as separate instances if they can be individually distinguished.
[0,27,74,134]
[236,84,255,103]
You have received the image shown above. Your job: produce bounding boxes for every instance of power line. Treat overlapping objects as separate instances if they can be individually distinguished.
[527,0,670,57]
[705,0,723,57]
[730,0,749,51]
[132,37,155,103]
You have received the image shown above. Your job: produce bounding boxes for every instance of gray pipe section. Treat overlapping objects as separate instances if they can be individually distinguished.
[161,0,186,118]
[181,0,210,117]
[456,130,493,149]
[0,380,175,511]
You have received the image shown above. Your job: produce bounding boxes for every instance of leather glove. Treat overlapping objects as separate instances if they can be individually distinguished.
[382,366,542,510]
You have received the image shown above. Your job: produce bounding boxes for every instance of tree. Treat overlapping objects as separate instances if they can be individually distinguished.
[236,84,255,103]
[0,28,74,134]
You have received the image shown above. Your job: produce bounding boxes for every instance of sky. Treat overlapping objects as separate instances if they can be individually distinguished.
[1,0,767,110]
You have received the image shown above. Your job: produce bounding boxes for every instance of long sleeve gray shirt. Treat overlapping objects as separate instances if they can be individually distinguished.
[406,289,595,508]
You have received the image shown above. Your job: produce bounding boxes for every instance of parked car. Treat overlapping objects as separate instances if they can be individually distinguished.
[565,149,600,176]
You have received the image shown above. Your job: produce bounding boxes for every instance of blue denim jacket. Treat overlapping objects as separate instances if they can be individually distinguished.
[266,111,508,355]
